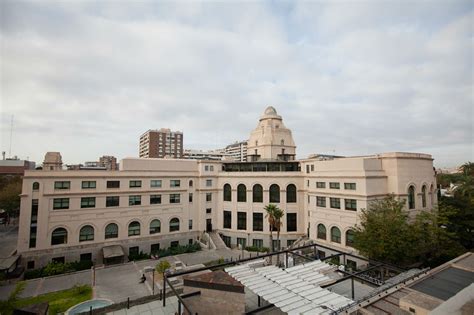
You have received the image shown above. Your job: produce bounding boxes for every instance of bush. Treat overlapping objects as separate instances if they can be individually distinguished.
[24,260,93,280]
[128,251,150,261]
[155,243,202,259]
[245,246,269,252]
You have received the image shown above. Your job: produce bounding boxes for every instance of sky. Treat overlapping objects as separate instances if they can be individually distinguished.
[0,0,472,168]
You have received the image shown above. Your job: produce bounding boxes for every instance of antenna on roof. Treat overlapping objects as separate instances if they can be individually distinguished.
[9,115,14,158]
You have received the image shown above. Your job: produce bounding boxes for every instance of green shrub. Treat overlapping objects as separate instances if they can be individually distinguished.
[245,246,269,252]
[128,251,150,261]
[23,260,93,280]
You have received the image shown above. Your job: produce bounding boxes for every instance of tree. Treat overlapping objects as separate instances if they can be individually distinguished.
[156,260,171,291]
[0,176,22,217]
[459,161,474,177]
[264,204,284,253]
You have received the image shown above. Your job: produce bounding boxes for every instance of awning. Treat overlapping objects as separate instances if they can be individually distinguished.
[102,245,125,259]
[0,255,20,271]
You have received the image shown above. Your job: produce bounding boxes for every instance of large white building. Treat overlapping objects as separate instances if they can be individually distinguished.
[17,107,437,269]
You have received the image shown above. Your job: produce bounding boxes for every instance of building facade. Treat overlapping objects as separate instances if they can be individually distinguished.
[17,107,437,269]
[224,141,248,162]
[139,128,183,159]
[183,149,228,160]
[99,155,118,170]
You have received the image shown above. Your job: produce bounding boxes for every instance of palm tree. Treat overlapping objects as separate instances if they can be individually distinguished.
[265,204,284,264]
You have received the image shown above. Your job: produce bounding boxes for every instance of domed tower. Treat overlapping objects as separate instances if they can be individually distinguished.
[247,106,296,161]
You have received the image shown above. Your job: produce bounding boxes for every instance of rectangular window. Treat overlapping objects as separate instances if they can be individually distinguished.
[286,213,297,232]
[206,208,212,214]
[170,194,180,204]
[346,259,357,271]
[210,165,214,171]
[188,219,193,230]
[150,195,162,204]
[222,236,231,247]
[317,250,326,259]
[31,199,38,223]
[287,239,296,247]
[151,180,162,188]
[151,243,160,254]
[223,211,232,229]
[106,196,120,207]
[81,181,96,189]
[329,182,340,189]
[129,195,141,206]
[80,253,92,262]
[53,198,69,210]
[253,239,263,248]
[316,196,326,207]
[27,261,35,270]
[330,197,341,209]
[237,212,247,230]
[170,241,179,248]
[345,199,357,211]
[188,193,193,203]
[206,179,212,187]
[237,237,246,248]
[29,226,37,248]
[205,165,209,171]
[316,182,326,188]
[306,165,310,173]
[206,193,212,202]
[54,181,70,190]
[129,246,139,256]
[81,197,96,208]
[344,183,356,190]
[253,213,263,231]
[129,180,142,188]
[107,180,120,188]
[170,180,180,187]
[311,165,314,172]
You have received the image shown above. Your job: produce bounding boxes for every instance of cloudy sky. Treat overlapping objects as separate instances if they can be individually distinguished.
[1,1,472,167]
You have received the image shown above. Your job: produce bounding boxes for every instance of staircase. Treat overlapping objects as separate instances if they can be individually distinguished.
[209,232,228,250]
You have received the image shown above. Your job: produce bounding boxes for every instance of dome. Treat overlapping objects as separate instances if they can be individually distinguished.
[264,106,278,116]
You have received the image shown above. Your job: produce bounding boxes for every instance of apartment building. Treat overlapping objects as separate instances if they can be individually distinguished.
[183,149,229,160]
[99,155,118,170]
[139,128,183,158]
[224,141,248,162]
[17,107,437,268]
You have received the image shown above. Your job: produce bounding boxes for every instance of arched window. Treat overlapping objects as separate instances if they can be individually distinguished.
[51,228,67,245]
[105,223,118,239]
[128,221,140,236]
[170,218,180,232]
[269,184,280,203]
[189,180,193,187]
[237,184,247,202]
[408,186,415,209]
[253,184,263,203]
[286,184,297,203]
[317,224,326,240]
[223,184,232,202]
[32,182,40,191]
[79,225,94,242]
[150,219,161,234]
[331,227,341,243]
[346,230,355,247]
[422,185,427,208]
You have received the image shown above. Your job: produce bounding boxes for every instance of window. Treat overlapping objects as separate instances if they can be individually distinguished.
[253,239,263,248]
[253,184,263,203]
[32,182,39,191]
[344,183,356,190]
[79,225,94,241]
[269,184,280,203]
[330,198,341,209]
[106,196,119,207]
[150,194,162,204]
[237,184,247,202]
[31,199,38,221]
[345,199,357,211]
[169,218,180,232]
[189,219,193,230]
[408,185,415,209]
[81,181,96,189]
[316,196,326,207]
[222,236,231,247]
[306,165,310,173]
[51,228,67,245]
[287,213,297,232]
[346,230,355,247]
[107,180,120,188]
[27,261,35,269]
[206,208,212,214]
[81,197,96,208]
[237,238,246,248]
[422,185,427,208]
[80,253,92,262]
[237,212,247,230]
[317,224,326,240]
[151,180,162,188]
[223,184,232,201]
[29,226,37,248]
[129,195,141,206]
[151,243,160,254]
[329,182,340,189]
[206,179,212,187]
[223,211,232,229]
[205,165,209,171]
[210,165,214,171]
[188,193,193,203]
[311,165,314,172]
[53,198,69,210]
[170,194,181,204]
[316,182,326,188]
[129,246,139,256]
[346,259,357,271]
[105,223,118,239]
[286,184,297,203]
[272,240,281,251]
[129,180,142,188]
[128,221,141,236]
[170,180,180,187]
[317,250,326,258]
[331,226,341,243]
[206,193,212,202]
[54,181,70,190]
[189,180,193,187]
[253,213,263,231]
[307,180,309,187]
[170,241,179,248]
[150,219,161,234]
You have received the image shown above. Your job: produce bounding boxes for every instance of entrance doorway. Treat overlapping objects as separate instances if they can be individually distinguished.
[206,219,212,232]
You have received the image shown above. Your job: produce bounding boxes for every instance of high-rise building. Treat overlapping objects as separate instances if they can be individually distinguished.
[183,149,228,160]
[139,128,183,159]
[224,141,248,162]
[99,155,118,170]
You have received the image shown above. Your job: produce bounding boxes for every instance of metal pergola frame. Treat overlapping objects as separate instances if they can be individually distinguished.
[162,241,405,314]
